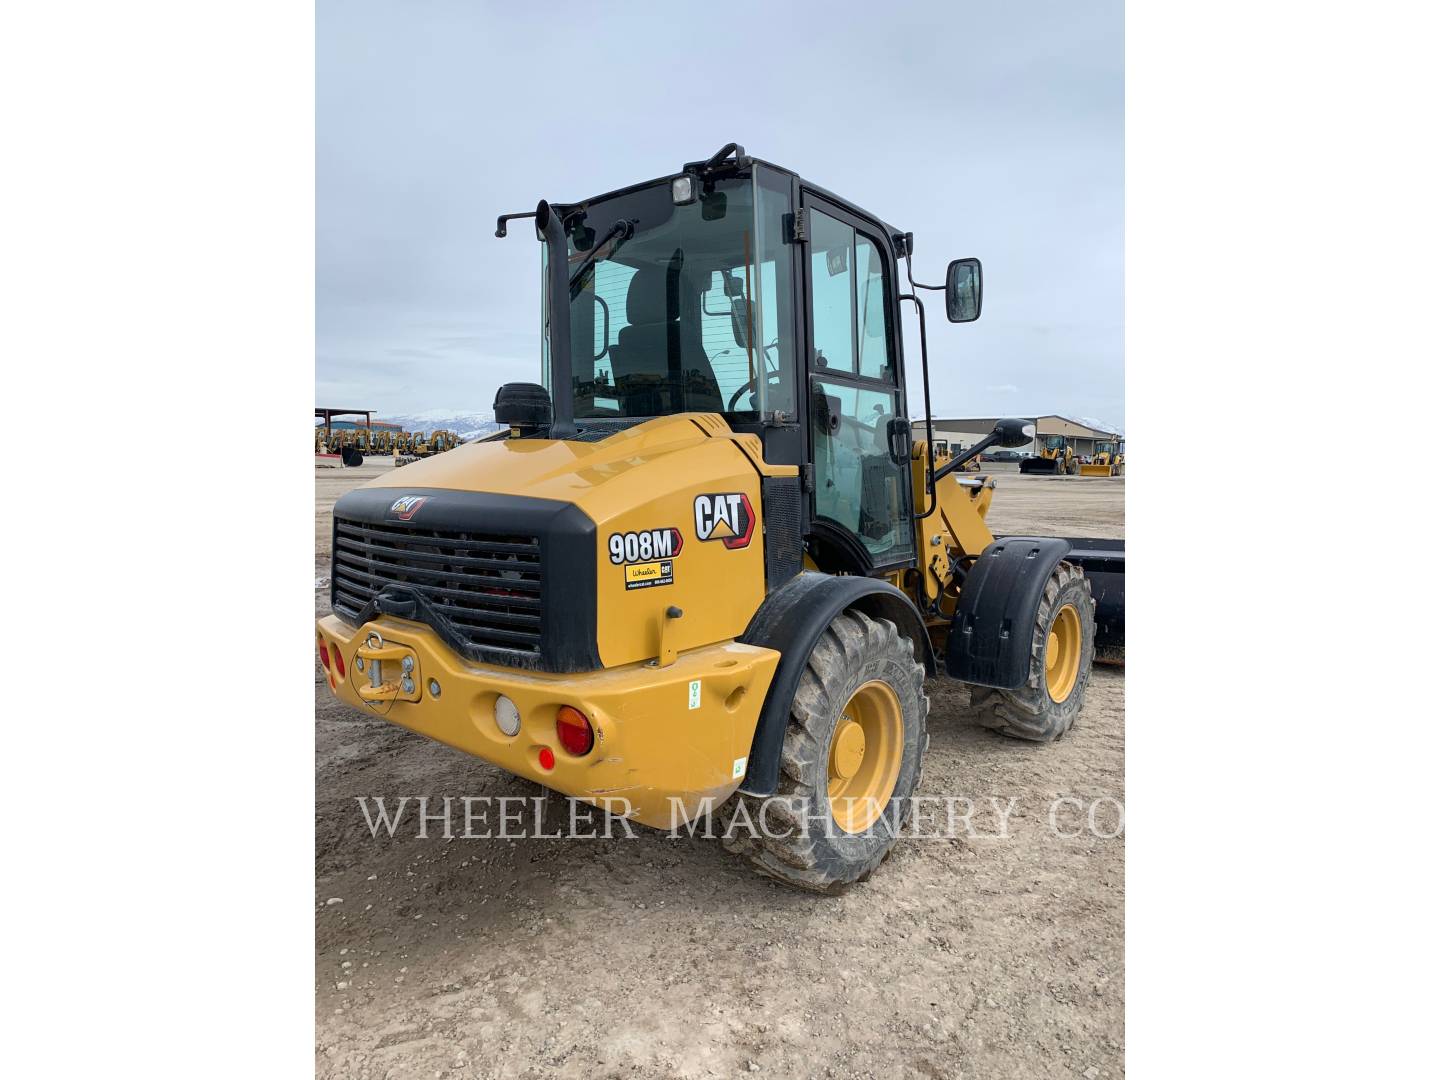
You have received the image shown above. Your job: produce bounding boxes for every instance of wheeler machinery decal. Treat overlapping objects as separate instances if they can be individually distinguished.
[623,559,675,590]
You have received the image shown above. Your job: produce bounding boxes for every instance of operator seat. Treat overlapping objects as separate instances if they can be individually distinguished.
[610,264,723,413]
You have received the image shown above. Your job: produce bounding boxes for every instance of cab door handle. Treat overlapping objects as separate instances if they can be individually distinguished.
[887,418,912,465]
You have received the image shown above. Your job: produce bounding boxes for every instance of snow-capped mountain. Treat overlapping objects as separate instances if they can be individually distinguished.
[1059,415,1124,437]
[379,411,505,441]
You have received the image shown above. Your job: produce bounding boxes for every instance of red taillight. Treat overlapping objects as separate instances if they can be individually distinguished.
[555,706,595,756]
[333,647,345,678]
[318,640,331,669]
[537,746,556,771]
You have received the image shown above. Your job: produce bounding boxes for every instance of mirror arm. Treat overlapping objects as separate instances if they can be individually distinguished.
[903,247,945,292]
[901,289,938,521]
[934,431,1001,482]
[494,211,537,238]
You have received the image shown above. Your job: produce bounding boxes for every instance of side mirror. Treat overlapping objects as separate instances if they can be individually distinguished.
[945,258,983,323]
[992,417,1035,448]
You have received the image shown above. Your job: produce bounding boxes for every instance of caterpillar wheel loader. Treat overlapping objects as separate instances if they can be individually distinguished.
[1079,439,1125,477]
[316,144,1125,893]
[1020,434,1078,475]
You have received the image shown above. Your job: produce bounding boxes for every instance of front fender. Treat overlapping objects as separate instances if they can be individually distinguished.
[736,572,934,797]
[945,536,1071,688]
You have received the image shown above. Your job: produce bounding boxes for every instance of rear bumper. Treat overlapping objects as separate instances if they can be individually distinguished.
[316,614,780,829]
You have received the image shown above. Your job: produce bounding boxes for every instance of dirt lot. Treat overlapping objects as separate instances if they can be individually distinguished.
[316,462,1124,1079]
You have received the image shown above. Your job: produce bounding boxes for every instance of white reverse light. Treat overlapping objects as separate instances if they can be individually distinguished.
[494,695,521,737]
[671,175,696,205]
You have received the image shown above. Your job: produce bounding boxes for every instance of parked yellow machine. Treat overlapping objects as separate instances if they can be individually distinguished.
[1020,434,1078,475]
[1080,440,1125,477]
[316,145,1125,892]
[391,429,461,467]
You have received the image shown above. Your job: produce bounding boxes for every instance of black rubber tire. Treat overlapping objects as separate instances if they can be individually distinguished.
[341,446,363,467]
[722,610,928,894]
[971,560,1095,742]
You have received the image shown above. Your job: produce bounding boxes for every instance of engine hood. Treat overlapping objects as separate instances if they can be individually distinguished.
[354,413,757,521]
[336,412,785,670]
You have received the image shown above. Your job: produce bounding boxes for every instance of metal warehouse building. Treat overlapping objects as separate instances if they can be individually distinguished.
[911,415,1123,458]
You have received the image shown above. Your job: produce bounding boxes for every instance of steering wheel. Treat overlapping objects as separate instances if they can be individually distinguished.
[728,369,785,411]
[726,340,785,411]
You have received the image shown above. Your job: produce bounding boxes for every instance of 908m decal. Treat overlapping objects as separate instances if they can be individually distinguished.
[608,527,682,591]
[608,527,683,565]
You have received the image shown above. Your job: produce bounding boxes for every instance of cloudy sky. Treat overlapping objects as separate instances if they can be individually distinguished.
[318,0,1123,429]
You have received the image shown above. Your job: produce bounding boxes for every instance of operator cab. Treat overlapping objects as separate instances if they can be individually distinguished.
[501,144,982,577]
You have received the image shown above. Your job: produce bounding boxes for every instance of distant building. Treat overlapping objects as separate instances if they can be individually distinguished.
[912,414,1123,457]
[314,418,405,433]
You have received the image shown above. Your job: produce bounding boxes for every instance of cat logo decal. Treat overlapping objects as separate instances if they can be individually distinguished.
[388,495,429,520]
[693,492,754,550]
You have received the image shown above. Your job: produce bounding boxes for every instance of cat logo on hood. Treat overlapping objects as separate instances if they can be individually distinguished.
[388,495,429,521]
[693,492,754,550]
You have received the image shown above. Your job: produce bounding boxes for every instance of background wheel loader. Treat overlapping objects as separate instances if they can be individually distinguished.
[316,144,1125,894]
[1020,433,1078,474]
[1080,439,1125,477]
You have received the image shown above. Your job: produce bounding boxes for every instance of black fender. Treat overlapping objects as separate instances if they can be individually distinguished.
[945,536,1071,689]
[736,572,935,797]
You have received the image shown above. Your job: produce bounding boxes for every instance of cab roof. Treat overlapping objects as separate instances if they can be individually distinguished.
[552,147,909,255]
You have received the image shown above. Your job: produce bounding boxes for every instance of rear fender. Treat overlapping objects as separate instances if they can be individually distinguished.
[737,572,935,797]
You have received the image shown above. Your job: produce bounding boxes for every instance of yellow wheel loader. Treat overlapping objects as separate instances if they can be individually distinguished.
[1020,434,1078,475]
[1080,440,1124,477]
[316,145,1125,893]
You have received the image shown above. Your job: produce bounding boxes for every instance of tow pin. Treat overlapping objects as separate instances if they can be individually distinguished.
[365,630,384,689]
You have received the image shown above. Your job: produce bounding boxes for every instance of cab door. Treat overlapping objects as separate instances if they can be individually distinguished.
[802,197,913,571]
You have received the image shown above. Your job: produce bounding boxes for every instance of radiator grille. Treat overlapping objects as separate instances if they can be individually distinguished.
[331,518,543,657]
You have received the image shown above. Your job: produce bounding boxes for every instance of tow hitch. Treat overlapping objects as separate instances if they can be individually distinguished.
[354,631,422,704]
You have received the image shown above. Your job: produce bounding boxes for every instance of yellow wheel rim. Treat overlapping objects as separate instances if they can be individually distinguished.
[827,680,904,833]
[1045,604,1083,703]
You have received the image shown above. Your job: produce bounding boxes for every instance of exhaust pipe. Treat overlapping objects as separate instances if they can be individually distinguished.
[534,199,577,439]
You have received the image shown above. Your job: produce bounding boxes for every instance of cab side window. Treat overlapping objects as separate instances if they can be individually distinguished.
[809,211,856,374]
[855,235,892,381]
[806,207,908,564]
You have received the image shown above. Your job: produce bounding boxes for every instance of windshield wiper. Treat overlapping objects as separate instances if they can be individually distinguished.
[568,219,634,297]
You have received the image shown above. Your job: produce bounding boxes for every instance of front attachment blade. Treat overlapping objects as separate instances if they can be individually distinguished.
[1062,536,1125,663]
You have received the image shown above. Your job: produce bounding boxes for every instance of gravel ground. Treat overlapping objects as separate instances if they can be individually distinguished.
[316,461,1125,1079]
